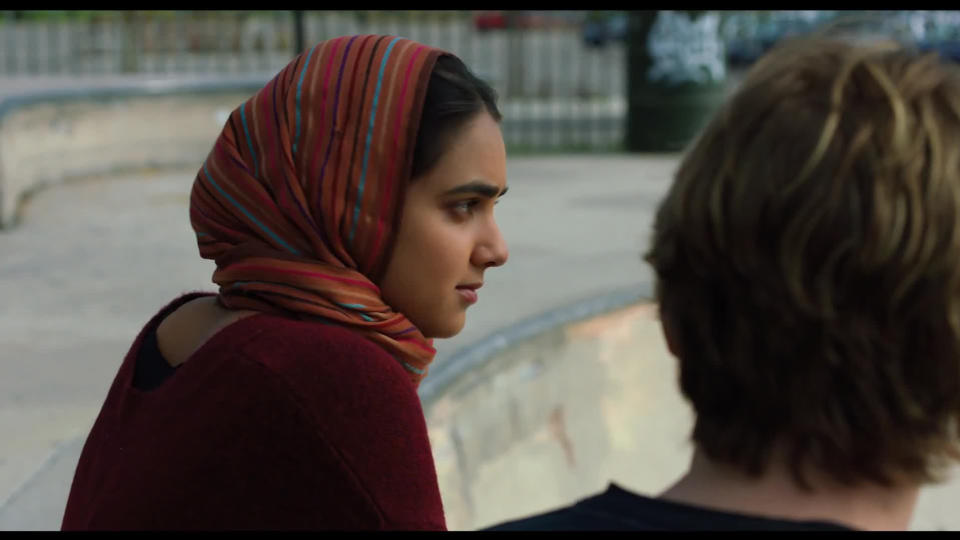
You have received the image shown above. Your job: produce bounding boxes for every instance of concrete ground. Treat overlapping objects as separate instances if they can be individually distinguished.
[0,155,672,530]
[2,155,959,530]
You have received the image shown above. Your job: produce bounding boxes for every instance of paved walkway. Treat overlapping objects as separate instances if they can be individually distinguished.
[2,155,958,530]
[0,155,674,529]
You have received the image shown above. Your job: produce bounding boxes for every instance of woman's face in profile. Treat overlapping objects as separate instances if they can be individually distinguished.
[380,112,509,339]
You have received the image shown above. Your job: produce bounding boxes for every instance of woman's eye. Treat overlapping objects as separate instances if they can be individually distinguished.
[451,199,480,215]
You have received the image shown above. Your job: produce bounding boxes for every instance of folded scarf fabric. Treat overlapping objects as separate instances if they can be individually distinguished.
[190,35,447,386]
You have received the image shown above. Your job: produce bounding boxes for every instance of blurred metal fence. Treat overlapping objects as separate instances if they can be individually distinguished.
[0,10,627,153]
[3,10,958,153]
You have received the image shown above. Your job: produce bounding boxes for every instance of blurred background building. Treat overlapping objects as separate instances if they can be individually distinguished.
[3,10,959,154]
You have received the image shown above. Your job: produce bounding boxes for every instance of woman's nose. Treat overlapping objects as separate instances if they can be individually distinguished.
[474,221,509,269]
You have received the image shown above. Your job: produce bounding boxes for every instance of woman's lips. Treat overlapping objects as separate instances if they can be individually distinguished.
[456,286,479,304]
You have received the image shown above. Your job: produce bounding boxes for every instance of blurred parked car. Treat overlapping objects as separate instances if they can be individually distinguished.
[913,10,960,62]
[726,39,764,67]
[726,11,838,68]
[583,12,627,47]
[917,39,960,62]
[473,11,507,31]
[473,10,581,32]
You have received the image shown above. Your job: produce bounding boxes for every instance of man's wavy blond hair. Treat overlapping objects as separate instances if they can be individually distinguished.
[646,37,960,489]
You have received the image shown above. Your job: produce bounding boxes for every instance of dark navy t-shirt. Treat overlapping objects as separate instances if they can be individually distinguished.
[485,483,853,531]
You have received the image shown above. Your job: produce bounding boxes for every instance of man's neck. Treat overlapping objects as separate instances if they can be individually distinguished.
[658,448,919,531]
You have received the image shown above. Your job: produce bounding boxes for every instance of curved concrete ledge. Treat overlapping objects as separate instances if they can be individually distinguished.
[420,283,697,530]
[0,75,274,229]
[421,283,960,532]
[418,284,650,406]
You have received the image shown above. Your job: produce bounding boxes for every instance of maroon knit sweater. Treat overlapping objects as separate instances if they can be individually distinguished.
[61,293,446,530]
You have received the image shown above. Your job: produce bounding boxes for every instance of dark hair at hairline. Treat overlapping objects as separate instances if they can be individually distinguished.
[410,54,501,180]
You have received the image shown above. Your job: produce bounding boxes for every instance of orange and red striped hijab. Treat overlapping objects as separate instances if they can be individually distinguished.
[189,35,447,386]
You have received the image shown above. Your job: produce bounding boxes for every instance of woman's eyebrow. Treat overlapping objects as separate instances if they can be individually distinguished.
[442,181,508,198]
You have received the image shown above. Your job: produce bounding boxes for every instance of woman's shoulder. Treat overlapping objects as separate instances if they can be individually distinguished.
[231,314,416,392]
[215,312,443,527]
[207,312,427,427]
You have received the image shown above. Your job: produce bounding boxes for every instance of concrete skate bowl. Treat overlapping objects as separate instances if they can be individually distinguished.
[0,79,694,532]
[421,286,960,532]
[0,75,275,229]
[418,286,697,531]
[2,80,957,532]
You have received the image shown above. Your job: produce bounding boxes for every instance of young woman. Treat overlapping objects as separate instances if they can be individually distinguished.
[61,34,509,530]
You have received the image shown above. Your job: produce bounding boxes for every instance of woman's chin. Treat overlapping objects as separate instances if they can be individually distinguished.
[419,314,466,340]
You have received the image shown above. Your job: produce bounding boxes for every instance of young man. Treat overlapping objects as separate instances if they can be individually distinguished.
[489,36,960,531]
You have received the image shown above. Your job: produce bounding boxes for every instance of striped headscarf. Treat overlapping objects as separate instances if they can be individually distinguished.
[189,35,447,387]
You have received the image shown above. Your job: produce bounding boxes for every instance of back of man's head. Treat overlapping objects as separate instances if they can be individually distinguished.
[646,37,960,491]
